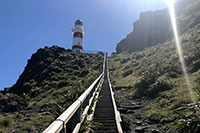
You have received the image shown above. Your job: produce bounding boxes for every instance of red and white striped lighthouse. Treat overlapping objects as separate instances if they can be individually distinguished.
[72,19,85,53]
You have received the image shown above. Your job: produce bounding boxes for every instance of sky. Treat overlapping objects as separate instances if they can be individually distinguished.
[0,0,167,90]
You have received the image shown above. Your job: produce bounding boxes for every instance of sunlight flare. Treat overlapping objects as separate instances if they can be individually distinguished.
[167,0,198,103]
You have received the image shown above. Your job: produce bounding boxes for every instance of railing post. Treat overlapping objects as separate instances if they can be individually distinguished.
[82,96,89,110]
[65,106,81,133]
[56,119,66,133]
[71,107,81,131]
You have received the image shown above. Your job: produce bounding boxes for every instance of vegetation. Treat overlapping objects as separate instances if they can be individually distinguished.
[109,24,200,132]
[0,46,104,132]
[121,114,132,132]
[80,120,102,133]
[0,114,13,133]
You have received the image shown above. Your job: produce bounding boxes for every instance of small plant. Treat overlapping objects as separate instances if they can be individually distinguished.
[80,120,103,133]
[21,124,36,132]
[120,57,130,64]
[0,116,13,127]
[121,114,132,132]
[54,102,64,118]
[122,69,133,77]
[114,96,121,107]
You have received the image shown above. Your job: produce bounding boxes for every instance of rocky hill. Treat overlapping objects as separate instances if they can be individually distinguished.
[110,23,200,133]
[116,0,200,53]
[110,3,200,132]
[0,46,104,132]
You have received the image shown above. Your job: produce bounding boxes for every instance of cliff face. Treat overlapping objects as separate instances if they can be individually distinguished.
[116,0,200,53]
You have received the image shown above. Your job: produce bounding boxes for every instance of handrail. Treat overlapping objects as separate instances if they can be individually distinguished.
[43,74,103,133]
[106,53,123,133]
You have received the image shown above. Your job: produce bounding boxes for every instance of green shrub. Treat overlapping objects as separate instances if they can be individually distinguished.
[189,60,200,73]
[122,69,133,77]
[57,80,69,88]
[0,117,13,127]
[121,114,132,132]
[133,76,155,98]
[148,80,172,98]
[120,57,130,64]
[21,125,35,132]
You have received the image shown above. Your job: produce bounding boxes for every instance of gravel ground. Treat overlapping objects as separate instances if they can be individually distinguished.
[114,89,164,133]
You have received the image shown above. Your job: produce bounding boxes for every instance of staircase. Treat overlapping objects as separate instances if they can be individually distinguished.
[43,53,122,133]
[93,54,117,133]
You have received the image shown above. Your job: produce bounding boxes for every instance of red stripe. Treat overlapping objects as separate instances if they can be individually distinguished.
[72,45,83,50]
[73,32,83,38]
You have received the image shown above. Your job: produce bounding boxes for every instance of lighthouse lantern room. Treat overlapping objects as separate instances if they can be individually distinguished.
[72,19,85,53]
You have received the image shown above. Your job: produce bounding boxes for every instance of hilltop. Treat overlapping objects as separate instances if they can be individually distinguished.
[0,46,104,132]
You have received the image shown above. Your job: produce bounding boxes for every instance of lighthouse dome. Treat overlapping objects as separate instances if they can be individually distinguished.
[75,19,83,25]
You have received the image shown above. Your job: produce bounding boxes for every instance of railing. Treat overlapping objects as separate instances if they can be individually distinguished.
[43,54,106,133]
[43,74,103,133]
[106,53,123,133]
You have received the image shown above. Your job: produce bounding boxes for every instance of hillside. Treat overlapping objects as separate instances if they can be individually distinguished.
[109,22,200,132]
[0,46,104,132]
[116,0,200,53]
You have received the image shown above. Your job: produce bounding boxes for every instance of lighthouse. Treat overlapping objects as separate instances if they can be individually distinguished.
[72,19,85,53]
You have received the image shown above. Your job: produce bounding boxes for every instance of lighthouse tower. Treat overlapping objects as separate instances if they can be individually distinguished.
[72,19,85,53]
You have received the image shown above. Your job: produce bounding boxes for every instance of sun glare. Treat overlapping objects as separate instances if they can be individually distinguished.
[167,0,198,103]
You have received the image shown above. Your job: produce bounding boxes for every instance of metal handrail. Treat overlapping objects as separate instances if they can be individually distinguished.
[106,54,123,133]
[43,74,103,133]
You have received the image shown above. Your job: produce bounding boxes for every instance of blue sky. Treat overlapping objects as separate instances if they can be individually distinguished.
[0,0,167,90]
